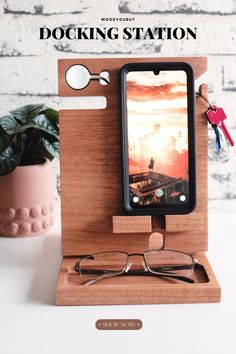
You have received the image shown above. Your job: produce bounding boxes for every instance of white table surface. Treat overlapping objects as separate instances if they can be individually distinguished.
[0,211,235,354]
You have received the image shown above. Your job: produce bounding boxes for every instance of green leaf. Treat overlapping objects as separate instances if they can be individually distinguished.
[0,114,59,138]
[0,115,21,135]
[10,104,45,123]
[32,114,59,138]
[43,108,59,124]
[0,126,15,153]
[0,146,21,176]
[42,137,60,159]
[30,143,54,162]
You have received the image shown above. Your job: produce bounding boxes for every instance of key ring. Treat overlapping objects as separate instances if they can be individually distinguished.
[196,91,215,111]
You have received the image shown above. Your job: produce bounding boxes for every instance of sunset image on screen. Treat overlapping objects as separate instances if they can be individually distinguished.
[127,70,189,206]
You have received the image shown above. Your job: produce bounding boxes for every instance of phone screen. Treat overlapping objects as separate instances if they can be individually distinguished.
[126,69,190,209]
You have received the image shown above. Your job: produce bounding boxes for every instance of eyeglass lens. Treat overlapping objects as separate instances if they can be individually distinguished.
[78,252,128,283]
[144,250,194,277]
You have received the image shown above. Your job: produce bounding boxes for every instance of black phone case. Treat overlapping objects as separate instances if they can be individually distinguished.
[120,62,196,215]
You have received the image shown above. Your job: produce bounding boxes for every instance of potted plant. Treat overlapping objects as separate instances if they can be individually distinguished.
[0,104,59,237]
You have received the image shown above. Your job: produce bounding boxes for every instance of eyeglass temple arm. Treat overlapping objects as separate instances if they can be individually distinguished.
[76,269,195,285]
[150,273,194,284]
[125,269,195,284]
[79,271,123,286]
[75,264,194,274]
[151,264,194,272]
[76,264,194,276]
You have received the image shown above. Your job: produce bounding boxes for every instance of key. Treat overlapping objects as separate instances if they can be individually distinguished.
[206,105,234,146]
[212,124,221,152]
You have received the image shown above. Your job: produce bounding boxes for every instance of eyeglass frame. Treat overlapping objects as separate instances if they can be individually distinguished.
[75,249,198,286]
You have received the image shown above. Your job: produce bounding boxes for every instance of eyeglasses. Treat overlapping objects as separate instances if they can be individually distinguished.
[75,250,197,286]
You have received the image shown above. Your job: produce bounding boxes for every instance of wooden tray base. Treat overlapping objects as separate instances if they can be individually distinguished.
[56,253,221,305]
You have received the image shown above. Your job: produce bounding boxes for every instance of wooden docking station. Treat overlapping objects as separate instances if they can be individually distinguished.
[56,57,221,305]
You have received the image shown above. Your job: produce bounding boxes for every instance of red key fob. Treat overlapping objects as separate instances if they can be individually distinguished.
[206,105,234,146]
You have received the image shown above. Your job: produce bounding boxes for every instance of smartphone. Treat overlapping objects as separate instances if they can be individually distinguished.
[120,62,196,215]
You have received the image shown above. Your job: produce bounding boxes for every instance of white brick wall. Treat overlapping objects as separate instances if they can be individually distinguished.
[119,0,236,14]
[3,0,84,14]
[0,0,236,212]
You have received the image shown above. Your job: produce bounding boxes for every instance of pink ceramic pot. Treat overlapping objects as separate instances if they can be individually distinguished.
[0,159,56,237]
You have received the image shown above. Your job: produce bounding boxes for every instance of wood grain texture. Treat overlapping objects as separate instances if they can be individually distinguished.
[112,216,152,233]
[56,253,221,305]
[165,84,208,240]
[58,57,208,256]
[148,232,164,249]
[56,57,220,305]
